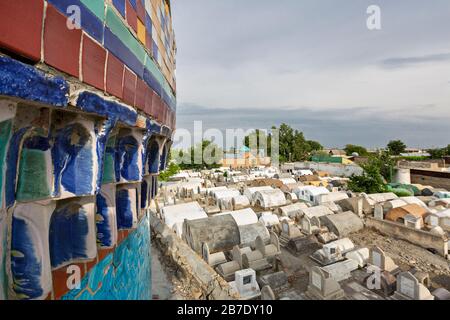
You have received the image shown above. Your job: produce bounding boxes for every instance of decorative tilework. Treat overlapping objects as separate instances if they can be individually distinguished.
[62,213,151,300]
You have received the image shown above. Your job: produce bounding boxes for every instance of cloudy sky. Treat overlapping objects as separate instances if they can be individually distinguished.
[171,0,450,149]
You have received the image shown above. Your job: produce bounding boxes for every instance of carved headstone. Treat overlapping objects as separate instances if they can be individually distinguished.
[306,266,345,300]
[392,272,434,300]
[369,246,399,273]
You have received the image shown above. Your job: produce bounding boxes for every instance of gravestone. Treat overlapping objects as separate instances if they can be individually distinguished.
[258,271,289,292]
[321,259,359,282]
[232,245,251,269]
[392,272,434,300]
[261,285,276,300]
[301,216,321,235]
[229,269,261,300]
[281,219,302,239]
[202,242,227,267]
[374,204,384,220]
[369,246,399,273]
[305,266,345,300]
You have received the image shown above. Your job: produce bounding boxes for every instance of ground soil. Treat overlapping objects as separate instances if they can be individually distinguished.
[349,228,450,290]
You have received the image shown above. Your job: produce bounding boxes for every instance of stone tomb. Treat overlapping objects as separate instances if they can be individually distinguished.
[260,285,276,300]
[321,259,359,282]
[202,242,227,267]
[257,271,289,293]
[369,246,399,273]
[229,269,261,300]
[300,216,321,235]
[392,272,434,300]
[305,266,345,300]
[255,232,281,261]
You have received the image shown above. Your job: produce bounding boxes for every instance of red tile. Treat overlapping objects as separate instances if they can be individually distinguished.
[135,79,146,111]
[126,0,138,33]
[44,4,82,77]
[85,258,98,274]
[98,248,114,262]
[155,96,163,122]
[82,36,106,90]
[123,68,137,106]
[152,93,161,121]
[162,104,167,125]
[136,0,146,23]
[0,0,44,61]
[52,263,85,300]
[144,87,154,115]
[106,53,124,99]
[117,230,126,244]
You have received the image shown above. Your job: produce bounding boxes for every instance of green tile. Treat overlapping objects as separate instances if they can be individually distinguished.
[80,0,105,21]
[106,6,146,64]
[0,120,12,208]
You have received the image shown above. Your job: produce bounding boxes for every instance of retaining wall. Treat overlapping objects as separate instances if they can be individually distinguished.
[150,211,238,300]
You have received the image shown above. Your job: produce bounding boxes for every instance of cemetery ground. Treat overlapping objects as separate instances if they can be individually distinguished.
[349,228,450,290]
[275,227,450,298]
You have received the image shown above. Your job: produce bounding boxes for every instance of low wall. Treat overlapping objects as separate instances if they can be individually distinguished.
[366,217,449,257]
[293,162,363,177]
[410,169,450,190]
[150,211,238,300]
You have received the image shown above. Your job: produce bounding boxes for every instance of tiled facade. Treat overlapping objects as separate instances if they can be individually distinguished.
[0,0,176,300]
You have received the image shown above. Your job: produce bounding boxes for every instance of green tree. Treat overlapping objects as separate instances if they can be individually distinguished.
[306,140,323,152]
[275,123,311,162]
[344,144,368,156]
[244,129,271,155]
[387,140,406,155]
[369,151,395,183]
[348,157,387,193]
[428,148,446,159]
[175,140,222,170]
[159,162,180,181]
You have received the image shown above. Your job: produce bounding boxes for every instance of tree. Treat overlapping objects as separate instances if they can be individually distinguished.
[243,129,271,155]
[175,140,222,170]
[428,148,446,159]
[344,144,368,156]
[159,162,180,182]
[275,123,311,162]
[306,140,323,152]
[369,151,395,183]
[387,140,406,155]
[348,157,387,193]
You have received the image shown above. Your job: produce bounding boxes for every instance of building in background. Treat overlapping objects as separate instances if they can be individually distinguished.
[221,146,271,169]
[0,0,176,300]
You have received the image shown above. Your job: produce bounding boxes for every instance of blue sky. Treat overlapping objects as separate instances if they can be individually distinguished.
[171,0,450,149]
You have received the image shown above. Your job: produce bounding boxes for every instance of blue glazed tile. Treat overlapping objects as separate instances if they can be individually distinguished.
[47,0,104,43]
[76,91,138,126]
[112,0,126,17]
[10,216,44,300]
[104,27,144,78]
[0,57,69,107]
[49,201,91,268]
[62,214,151,300]
[128,0,137,10]
[145,13,152,36]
